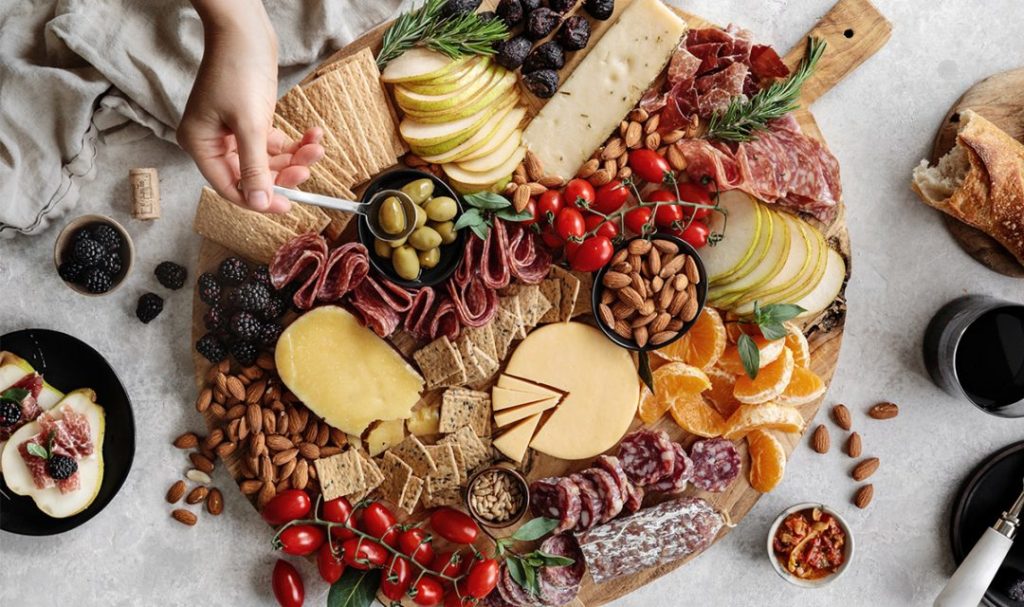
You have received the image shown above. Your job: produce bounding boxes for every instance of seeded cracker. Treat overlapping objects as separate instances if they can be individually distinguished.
[439,388,491,436]
[379,452,414,508]
[423,444,460,492]
[422,484,462,509]
[413,336,465,390]
[492,308,520,360]
[274,86,356,182]
[399,476,424,513]
[348,48,406,157]
[569,269,594,317]
[537,278,562,324]
[468,346,500,389]
[463,324,498,363]
[499,296,528,340]
[389,435,438,476]
[548,265,581,321]
[440,426,491,472]
[315,449,364,501]
[516,284,552,330]
[446,443,467,484]
[348,449,384,503]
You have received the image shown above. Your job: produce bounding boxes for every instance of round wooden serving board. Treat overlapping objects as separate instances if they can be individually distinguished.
[190,0,890,604]
[931,67,1024,278]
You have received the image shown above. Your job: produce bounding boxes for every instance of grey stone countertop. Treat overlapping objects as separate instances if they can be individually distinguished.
[2,1,1023,605]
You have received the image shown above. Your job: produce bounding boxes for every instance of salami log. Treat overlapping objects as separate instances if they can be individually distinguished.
[575,496,724,584]
[689,438,741,493]
[530,477,581,535]
[618,429,676,486]
[650,442,693,494]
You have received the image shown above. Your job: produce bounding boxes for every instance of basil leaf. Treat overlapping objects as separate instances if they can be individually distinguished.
[495,208,534,222]
[464,191,511,210]
[524,555,544,568]
[470,222,490,241]
[524,562,539,595]
[758,322,788,341]
[1,388,29,403]
[26,443,49,459]
[454,207,484,231]
[327,568,380,607]
[752,299,763,324]
[638,352,655,394]
[511,516,559,541]
[506,556,527,589]
[534,551,575,567]
[761,303,806,324]
[737,333,760,380]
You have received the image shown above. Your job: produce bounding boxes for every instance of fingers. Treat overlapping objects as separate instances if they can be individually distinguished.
[178,129,245,206]
[292,142,325,167]
[276,165,311,189]
[232,118,274,212]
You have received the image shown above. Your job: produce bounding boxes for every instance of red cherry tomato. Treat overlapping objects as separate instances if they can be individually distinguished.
[431,551,466,578]
[564,239,581,264]
[570,236,614,272]
[317,542,345,584]
[676,182,714,219]
[361,502,399,547]
[585,214,619,240]
[445,593,476,607]
[554,207,585,242]
[321,497,355,539]
[593,180,630,214]
[563,178,596,209]
[380,555,414,602]
[674,221,711,248]
[536,190,563,224]
[398,527,435,568]
[624,207,654,236]
[460,558,500,599]
[272,560,304,607]
[519,197,539,227]
[629,149,672,184]
[411,576,445,606]
[262,490,311,526]
[278,524,326,556]
[540,225,564,249]
[429,508,480,545]
[342,537,388,570]
[654,206,684,229]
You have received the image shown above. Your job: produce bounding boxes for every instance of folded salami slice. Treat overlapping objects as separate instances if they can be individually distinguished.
[350,276,404,337]
[689,438,740,493]
[530,477,581,535]
[317,242,369,302]
[581,467,624,523]
[506,223,551,284]
[430,297,461,341]
[403,287,436,338]
[618,429,676,486]
[538,534,584,606]
[269,233,329,309]
[650,442,693,494]
[447,277,498,328]
[481,219,511,290]
[453,233,481,289]
[569,473,604,532]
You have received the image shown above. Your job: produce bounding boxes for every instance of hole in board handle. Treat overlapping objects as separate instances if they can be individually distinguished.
[843,28,854,38]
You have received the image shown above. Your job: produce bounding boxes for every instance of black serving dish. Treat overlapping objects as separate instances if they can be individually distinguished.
[591,234,708,352]
[0,329,135,535]
[358,169,467,289]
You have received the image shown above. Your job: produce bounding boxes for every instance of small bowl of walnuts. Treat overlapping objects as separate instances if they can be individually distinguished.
[591,234,707,352]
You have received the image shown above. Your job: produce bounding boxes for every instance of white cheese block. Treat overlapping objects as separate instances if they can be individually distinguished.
[521,0,688,178]
[493,413,543,463]
[493,396,559,427]
[491,386,549,411]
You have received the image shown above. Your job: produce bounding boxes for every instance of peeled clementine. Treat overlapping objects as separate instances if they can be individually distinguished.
[653,362,712,396]
[722,402,805,440]
[681,307,727,370]
[668,392,726,438]
[784,322,812,369]
[734,347,795,404]
[776,365,826,406]
[748,429,786,493]
[705,366,741,419]
[717,337,786,376]
[638,382,670,424]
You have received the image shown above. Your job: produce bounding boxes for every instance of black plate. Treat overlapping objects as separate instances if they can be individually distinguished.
[0,329,135,535]
[358,168,467,288]
[950,440,1024,606]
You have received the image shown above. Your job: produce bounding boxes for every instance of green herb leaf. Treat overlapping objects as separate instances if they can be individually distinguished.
[506,556,527,589]
[26,443,49,460]
[454,207,484,231]
[759,303,806,324]
[495,207,534,222]
[737,333,760,380]
[470,223,490,242]
[327,568,381,607]
[377,0,509,68]
[758,323,788,341]
[638,351,655,394]
[464,191,511,210]
[534,551,575,567]
[1,388,30,403]
[524,562,539,595]
[511,517,559,542]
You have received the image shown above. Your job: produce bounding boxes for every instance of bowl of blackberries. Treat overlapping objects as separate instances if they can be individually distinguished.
[193,257,291,368]
[54,215,134,295]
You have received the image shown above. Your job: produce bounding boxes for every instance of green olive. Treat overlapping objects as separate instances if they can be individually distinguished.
[401,179,435,205]
[433,221,457,244]
[409,226,442,251]
[389,234,408,248]
[373,239,392,258]
[425,196,458,222]
[392,246,421,280]
[418,247,440,269]
[378,196,407,235]
[413,204,428,228]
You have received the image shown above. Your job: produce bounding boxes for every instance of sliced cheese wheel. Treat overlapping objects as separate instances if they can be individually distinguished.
[493,396,559,427]
[497,374,563,400]
[505,323,638,460]
[492,386,549,411]
[493,413,543,463]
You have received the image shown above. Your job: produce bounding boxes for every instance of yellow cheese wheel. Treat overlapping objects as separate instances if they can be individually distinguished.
[505,323,638,460]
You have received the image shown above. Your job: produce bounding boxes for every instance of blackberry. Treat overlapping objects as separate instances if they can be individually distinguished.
[0,400,21,427]
[496,0,523,27]
[477,10,497,21]
[198,272,222,306]
[525,8,560,40]
[439,0,482,18]
[135,292,164,323]
[520,0,540,11]
[155,261,187,290]
[230,341,259,367]
[523,41,565,73]
[72,237,106,267]
[250,265,272,287]
[195,333,228,363]
[583,0,613,20]
[46,454,78,480]
[204,305,226,331]
[495,36,532,70]
[218,257,249,285]
[557,15,590,50]
[549,0,576,12]
[232,282,271,313]
[259,321,283,346]
[58,261,85,284]
[91,224,123,252]
[82,268,114,294]
[522,69,560,98]
[260,295,287,321]
[100,252,122,277]
[229,311,262,341]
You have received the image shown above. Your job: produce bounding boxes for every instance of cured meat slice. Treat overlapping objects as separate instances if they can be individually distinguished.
[0,374,44,441]
[650,442,693,494]
[570,473,604,532]
[317,242,369,302]
[270,233,329,309]
[689,438,741,493]
[529,477,581,535]
[749,44,789,79]
[498,565,543,607]
[447,277,499,328]
[594,455,631,498]
[618,429,675,486]
[623,482,644,513]
[581,468,624,523]
[575,497,724,584]
[403,287,436,338]
[453,233,481,289]
[430,297,461,341]
[350,277,403,337]
[481,220,511,290]
[506,223,552,284]
[538,534,584,606]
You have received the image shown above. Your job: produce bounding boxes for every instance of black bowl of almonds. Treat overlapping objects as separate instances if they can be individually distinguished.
[466,465,529,528]
[591,234,707,352]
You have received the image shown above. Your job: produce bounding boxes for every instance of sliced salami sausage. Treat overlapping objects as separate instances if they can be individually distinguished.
[350,276,403,337]
[594,455,630,496]
[481,219,511,290]
[317,241,369,302]
[622,482,645,514]
[498,566,543,607]
[429,297,461,341]
[569,473,604,532]
[506,223,551,284]
[403,287,436,339]
[650,442,693,494]
[581,468,624,523]
[538,534,584,606]
[529,477,581,535]
[689,438,741,493]
[447,276,499,328]
[269,233,329,309]
[618,429,676,486]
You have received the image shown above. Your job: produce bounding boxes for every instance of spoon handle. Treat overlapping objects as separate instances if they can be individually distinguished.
[272,186,363,214]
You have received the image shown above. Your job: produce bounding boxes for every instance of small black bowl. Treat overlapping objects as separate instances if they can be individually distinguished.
[358,168,467,289]
[591,234,708,352]
[0,329,135,535]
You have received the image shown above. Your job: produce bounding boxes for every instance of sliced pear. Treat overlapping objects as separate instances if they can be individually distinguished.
[1,389,105,518]
[733,213,812,307]
[794,248,846,318]
[394,65,497,114]
[404,93,519,155]
[0,353,65,454]
[443,146,526,186]
[402,56,491,95]
[700,191,761,283]
[710,209,791,306]
[380,48,467,84]
[401,69,517,124]
[418,106,525,164]
[733,221,827,316]
[449,175,512,195]
[454,130,522,173]
[713,201,774,289]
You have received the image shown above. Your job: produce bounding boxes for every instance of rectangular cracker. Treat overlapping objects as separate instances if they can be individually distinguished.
[440,426,491,472]
[348,47,406,157]
[537,278,562,324]
[389,435,437,476]
[275,87,358,182]
[492,308,520,360]
[379,452,414,507]
[424,444,460,492]
[499,297,528,340]
[421,484,462,509]
[463,324,498,364]
[193,187,297,264]
[304,70,374,183]
[315,449,364,501]
[413,336,464,390]
[295,204,332,234]
[272,113,357,204]
[512,285,551,330]
[399,475,425,513]
[338,60,396,172]
[569,270,593,317]
[439,388,491,436]
[548,265,581,321]
[447,443,467,484]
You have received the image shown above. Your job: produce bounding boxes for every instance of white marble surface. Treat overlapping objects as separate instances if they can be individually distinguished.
[2,0,1024,605]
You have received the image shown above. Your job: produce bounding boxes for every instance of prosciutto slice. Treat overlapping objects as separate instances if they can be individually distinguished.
[18,404,93,494]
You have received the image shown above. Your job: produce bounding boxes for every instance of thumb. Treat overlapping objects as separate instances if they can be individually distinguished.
[233,121,274,212]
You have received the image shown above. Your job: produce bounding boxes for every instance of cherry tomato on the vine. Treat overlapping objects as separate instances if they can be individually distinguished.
[624,207,654,235]
[380,555,414,602]
[540,225,563,249]
[554,207,585,242]
[459,558,500,599]
[647,188,685,228]
[628,149,671,184]
[321,496,355,539]
[445,593,477,607]
[398,527,435,568]
[342,537,388,570]
[564,239,581,264]
[272,560,304,607]
[563,178,596,209]
[278,524,326,556]
[536,190,563,224]
[673,221,711,248]
[585,214,619,240]
[361,502,399,547]
[411,576,445,607]
[317,542,345,584]
[262,490,311,526]
[519,198,539,227]
[429,507,479,545]
[570,236,614,272]
[593,180,630,214]
[676,182,714,220]
[431,551,466,579]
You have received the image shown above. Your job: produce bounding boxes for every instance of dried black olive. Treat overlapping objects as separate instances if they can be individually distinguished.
[556,15,590,50]
[440,0,482,18]
[522,69,560,99]
[549,0,577,13]
[477,10,498,21]
[496,0,524,27]
[583,0,614,20]
[522,40,565,73]
[494,36,533,70]
[521,0,541,11]
[525,8,560,40]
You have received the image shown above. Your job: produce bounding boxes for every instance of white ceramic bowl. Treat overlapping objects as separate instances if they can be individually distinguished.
[766,502,855,588]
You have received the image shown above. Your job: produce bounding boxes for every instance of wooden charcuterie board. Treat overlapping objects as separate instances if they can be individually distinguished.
[189,0,890,603]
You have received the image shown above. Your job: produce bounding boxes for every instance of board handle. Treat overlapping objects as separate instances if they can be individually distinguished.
[784,0,892,107]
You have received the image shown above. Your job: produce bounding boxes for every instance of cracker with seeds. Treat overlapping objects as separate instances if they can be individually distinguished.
[499,297,528,340]
[569,269,594,317]
[399,476,425,513]
[193,188,297,264]
[446,443,467,484]
[492,308,521,360]
[413,336,465,390]
[439,388,491,436]
[348,451,385,504]
[463,324,498,363]
[440,426,491,472]
[389,435,437,476]
[421,484,462,509]
[548,265,581,321]
[379,452,414,507]
[537,278,563,324]
[424,444,460,492]
[315,449,364,501]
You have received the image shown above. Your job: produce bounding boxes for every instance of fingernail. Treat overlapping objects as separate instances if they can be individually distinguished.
[247,190,269,211]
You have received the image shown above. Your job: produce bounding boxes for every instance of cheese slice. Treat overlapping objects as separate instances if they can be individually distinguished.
[496,374,563,400]
[521,0,688,178]
[493,413,543,463]
[366,419,406,456]
[491,386,549,411]
[505,323,639,460]
[275,306,424,435]
[493,396,559,428]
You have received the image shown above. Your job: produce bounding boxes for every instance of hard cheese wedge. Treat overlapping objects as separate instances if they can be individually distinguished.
[493,396,559,427]
[275,306,424,435]
[493,413,543,463]
[496,375,563,400]
[521,0,688,178]
[491,386,549,411]
[505,323,638,460]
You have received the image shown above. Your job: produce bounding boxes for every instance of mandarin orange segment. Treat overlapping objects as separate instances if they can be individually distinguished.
[784,322,811,369]
[653,332,690,363]
[717,336,786,375]
[734,347,795,404]
[725,317,760,344]
[668,392,726,438]
[747,429,787,493]
[705,366,741,419]
[638,382,671,424]
[653,362,712,396]
[682,307,727,370]
[722,402,805,440]
[776,365,826,406]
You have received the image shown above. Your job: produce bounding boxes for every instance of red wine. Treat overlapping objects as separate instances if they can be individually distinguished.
[954,307,1024,410]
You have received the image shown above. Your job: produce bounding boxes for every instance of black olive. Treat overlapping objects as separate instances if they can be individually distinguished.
[525,8,560,40]
[556,15,590,50]
[496,0,524,27]
[477,10,498,21]
[494,36,533,70]
[522,41,565,73]
[549,0,577,13]
[439,0,483,18]
[583,0,614,20]
[521,0,542,11]
[522,69,560,98]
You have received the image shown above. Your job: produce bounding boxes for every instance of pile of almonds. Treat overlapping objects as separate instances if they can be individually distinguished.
[597,238,701,348]
[809,401,899,509]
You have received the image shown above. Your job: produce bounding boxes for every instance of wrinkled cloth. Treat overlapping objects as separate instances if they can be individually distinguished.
[0,0,404,238]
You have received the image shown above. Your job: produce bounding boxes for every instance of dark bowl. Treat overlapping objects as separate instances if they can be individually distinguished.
[358,169,467,289]
[0,329,135,535]
[464,464,530,530]
[53,215,134,296]
[591,234,708,352]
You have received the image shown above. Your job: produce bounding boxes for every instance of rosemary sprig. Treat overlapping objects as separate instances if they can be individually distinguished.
[377,0,509,69]
[705,36,827,143]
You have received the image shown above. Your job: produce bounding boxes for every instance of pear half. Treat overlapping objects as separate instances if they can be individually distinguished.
[380,48,467,84]
[0,352,65,454]
[402,56,491,95]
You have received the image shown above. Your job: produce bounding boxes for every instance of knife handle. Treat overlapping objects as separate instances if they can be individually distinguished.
[934,527,1012,607]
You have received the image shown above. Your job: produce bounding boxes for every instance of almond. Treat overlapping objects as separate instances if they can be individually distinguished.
[832,404,852,430]
[206,488,224,515]
[503,181,518,197]
[598,303,615,327]
[600,137,626,160]
[316,424,330,447]
[667,144,687,171]
[189,452,215,473]
[630,312,657,328]
[659,254,687,278]
[601,271,631,289]
[650,330,678,345]
[226,404,246,420]
[186,486,209,505]
[166,480,186,504]
[257,482,277,509]
[246,404,262,435]
[811,425,830,454]
[525,182,546,196]
[293,461,309,491]
[625,121,642,148]
[679,292,699,322]
[603,159,618,177]
[577,158,600,179]
[538,175,564,188]
[225,376,246,401]
[634,326,649,348]
[846,432,862,458]
[869,402,899,419]
[239,479,263,495]
[215,441,237,459]
[613,320,633,340]
[173,432,199,449]
[617,166,633,180]
[650,312,672,334]
[513,163,527,184]
[215,372,228,395]
[684,256,700,285]
[852,457,880,481]
[299,442,320,460]
[668,289,690,316]
[662,130,685,144]
[617,287,645,310]
[525,150,544,181]
[245,379,267,403]
[629,108,649,122]
[272,448,299,466]
[589,168,612,186]
[195,388,212,413]
[186,469,212,484]
[171,509,197,526]
[203,428,224,450]
[644,132,661,150]
[854,484,874,509]
[319,446,342,457]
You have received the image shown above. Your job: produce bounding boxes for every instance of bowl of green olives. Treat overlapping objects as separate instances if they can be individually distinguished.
[358,169,466,288]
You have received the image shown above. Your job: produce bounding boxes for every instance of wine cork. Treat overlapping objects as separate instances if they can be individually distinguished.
[129,168,161,220]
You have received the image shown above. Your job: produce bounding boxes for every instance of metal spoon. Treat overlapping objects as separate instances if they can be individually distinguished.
[272,185,418,242]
